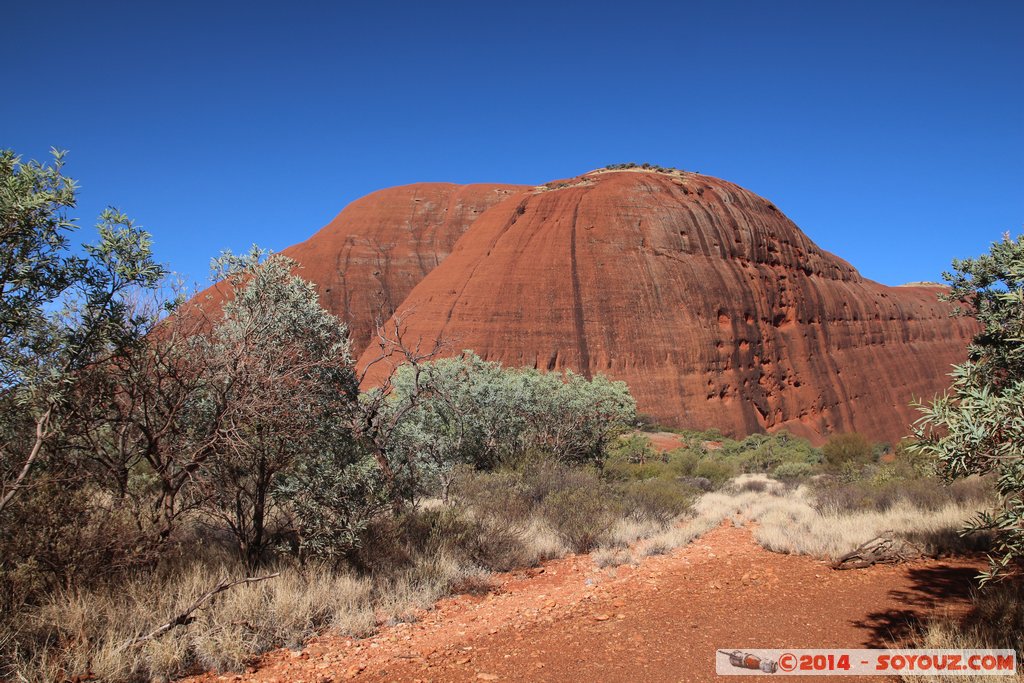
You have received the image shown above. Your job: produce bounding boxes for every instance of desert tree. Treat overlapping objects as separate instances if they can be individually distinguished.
[912,232,1024,582]
[194,248,373,567]
[0,149,164,521]
[518,369,638,466]
[59,283,223,547]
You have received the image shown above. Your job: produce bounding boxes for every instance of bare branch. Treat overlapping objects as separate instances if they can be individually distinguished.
[119,572,280,650]
[0,407,52,517]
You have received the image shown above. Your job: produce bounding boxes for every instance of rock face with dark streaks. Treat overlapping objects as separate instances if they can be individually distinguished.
[347,169,975,444]
[190,168,974,444]
[280,182,528,351]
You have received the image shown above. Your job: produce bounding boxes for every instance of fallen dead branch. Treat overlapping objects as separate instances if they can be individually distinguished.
[831,533,925,570]
[119,572,280,649]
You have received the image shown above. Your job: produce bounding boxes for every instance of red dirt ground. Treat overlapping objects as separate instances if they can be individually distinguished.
[184,524,983,683]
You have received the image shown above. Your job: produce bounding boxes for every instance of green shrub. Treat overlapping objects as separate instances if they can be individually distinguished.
[771,461,814,481]
[350,505,529,574]
[386,352,636,492]
[604,429,822,491]
[513,459,604,507]
[898,476,993,512]
[693,458,737,487]
[615,478,696,525]
[665,448,702,477]
[822,432,875,471]
[739,442,785,473]
[679,476,716,492]
[424,507,530,572]
[811,470,994,515]
[451,466,533,527]
[608,434,657,463]
[889,439,938,477]
[603,447,676,481]
[541,487,620,552]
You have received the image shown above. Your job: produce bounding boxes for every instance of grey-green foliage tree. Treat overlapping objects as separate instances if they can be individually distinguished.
[0,149,164,519]
[386,351,637,500]
[196,248,381,567]
[912,232,1024,582]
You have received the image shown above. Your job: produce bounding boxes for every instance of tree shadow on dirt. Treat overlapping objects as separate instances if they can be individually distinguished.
[850,564,979,647]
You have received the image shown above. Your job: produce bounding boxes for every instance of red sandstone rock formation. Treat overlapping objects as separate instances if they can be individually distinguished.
[350,169,975,444]
[278,182,528,351]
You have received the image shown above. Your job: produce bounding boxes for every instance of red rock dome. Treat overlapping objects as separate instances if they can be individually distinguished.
[350,169,975,444]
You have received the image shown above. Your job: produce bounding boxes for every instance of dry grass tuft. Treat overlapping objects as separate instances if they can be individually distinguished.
[518,518,569,564]
[685,474,990,561]
[6,562,380,681]
[602,518,665,549]
[594,503,719,566]
[593,547,635,568]
[633,518,717,559]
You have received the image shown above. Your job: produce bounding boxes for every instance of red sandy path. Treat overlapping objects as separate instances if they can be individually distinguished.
[185,525,982,683]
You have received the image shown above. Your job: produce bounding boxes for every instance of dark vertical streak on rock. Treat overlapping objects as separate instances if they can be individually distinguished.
[440,196,530,335]
[569,200,592,379]
[335,240,354,339]
[407,188,431,279]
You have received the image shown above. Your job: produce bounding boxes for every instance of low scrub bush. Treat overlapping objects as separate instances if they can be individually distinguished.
[449,467,534,529]
[616,477,697,524]
[542,485,622,553]
[822,432,876,472]
[452,458,701,558]
[771,461,814,481]
[350,505,527,575]
[515,458,605,507]
[692,457,739,486]
[812,472,993,515]
[426,508,533,572]
[607,433,658,463]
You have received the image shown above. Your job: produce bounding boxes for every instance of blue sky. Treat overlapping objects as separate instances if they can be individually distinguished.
[4,1,1021,287]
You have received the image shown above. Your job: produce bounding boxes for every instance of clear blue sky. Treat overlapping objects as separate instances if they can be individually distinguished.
[4,1,1021,287]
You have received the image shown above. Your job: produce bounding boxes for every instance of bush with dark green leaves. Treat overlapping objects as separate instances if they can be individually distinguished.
[771,461,815,481]
[606,429,822,490]
[811,441,994,516]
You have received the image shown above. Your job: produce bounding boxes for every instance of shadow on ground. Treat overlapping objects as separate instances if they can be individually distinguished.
[852,564,979,647]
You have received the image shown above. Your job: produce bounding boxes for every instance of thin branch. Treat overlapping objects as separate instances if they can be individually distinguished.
[0,406,53,517]
[118,572,280,650]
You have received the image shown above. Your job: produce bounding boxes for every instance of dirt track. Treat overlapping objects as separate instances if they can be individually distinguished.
[186,524,982,683]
